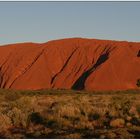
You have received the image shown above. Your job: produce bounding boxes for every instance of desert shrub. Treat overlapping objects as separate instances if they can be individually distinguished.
[88,112,100,121]
[28,112,44,125]
[137,79,140,87]
[136,105,140,114]
[62,115,80,122]
[105,111,113,120]
[103,120,110,129]
[43,117,63,129]
[7,107,23,126]
[3,96,36,128]
[0,113,12,129]
[109,96,132,118]
[123,100,131,114]
[4,92,21,101]
[130,117,140,126]
[46,119,58,127]
[80,109,86,116]
[12,96,35,111]
[54,103,81,118]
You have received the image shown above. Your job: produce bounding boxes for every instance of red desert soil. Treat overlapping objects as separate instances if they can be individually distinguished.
[0,38,140,91]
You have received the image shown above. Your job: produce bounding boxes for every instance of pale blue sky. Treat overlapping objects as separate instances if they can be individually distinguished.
[0,2,140,45]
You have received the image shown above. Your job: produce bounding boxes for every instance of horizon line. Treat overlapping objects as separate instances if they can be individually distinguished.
[0,37,140,46]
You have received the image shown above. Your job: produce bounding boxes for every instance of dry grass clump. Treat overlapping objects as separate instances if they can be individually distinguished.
[110,118,125,128]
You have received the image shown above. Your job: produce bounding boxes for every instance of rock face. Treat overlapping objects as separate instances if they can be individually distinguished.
[0,38,140,91]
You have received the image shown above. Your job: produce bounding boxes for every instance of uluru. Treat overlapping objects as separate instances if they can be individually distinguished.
[0,37,140,91]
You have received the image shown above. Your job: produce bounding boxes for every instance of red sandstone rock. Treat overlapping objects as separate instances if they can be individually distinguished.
[0,38,140,91]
